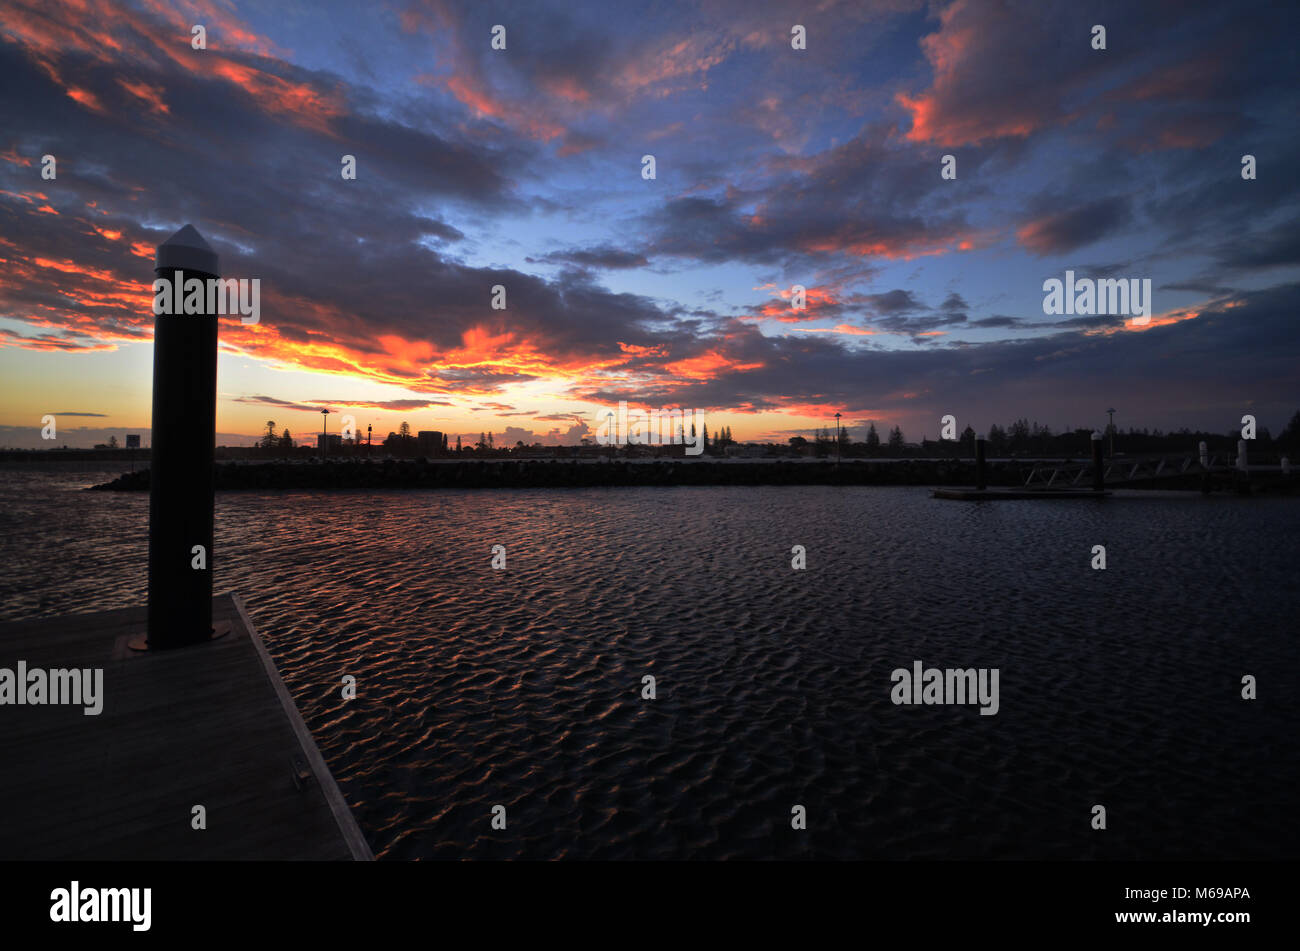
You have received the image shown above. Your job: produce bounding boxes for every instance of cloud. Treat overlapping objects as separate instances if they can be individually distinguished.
[234,395,326,414]
[865,289,924,315]
[1,0,1296,440]
[894,0,1276,153]
[532,246,650,270]
[641,128,976,268]
[1017,196,1132,255]
[1214,221,1300,271]
[316,398,457,410]
[568,283,1300,433]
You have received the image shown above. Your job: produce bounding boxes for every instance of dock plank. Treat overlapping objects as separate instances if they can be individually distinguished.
[0,593,371,860]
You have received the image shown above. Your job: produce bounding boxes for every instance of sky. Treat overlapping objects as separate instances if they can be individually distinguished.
[1,0,1298,448]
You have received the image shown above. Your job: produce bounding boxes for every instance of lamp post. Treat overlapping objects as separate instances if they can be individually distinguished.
[320,408,330,456]
[607,412,615,461]
[1091,431,1105,491]
[1106,407,1116,458]
[834,412,842,462]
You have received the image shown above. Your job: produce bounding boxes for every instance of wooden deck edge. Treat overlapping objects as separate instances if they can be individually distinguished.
[231,593,374,861]
[931,487,1112,500]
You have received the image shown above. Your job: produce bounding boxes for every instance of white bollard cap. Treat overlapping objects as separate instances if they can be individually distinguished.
[156,224,219,276]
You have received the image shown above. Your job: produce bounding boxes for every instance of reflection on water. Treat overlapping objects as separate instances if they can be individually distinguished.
[2,464,1297,859]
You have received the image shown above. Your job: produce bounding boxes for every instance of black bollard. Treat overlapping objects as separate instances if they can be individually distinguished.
[974,436,987,490]
[145,225,220,649]
[1091,431,1104,492]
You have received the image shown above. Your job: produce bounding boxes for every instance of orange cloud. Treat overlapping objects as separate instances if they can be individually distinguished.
[65,86,103,111]
[754,284,840,322]
[211,60,343,133]
[895,0,1045,146]
[618,342,669,358]
[377,333,436,368]
[793,324,876,336]
[32,256,117,283]
[664,349,764,381]
[0,0,340,134]
[1084,308,1201,336]
[439,74,565,142]
[0,328,120,352]
[617,34,732,97]
[118,78,169,114]
[801,235,967,260]
[541,75,590,103]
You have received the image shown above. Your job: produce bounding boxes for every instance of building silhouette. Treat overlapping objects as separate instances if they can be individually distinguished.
[417,431,444,456]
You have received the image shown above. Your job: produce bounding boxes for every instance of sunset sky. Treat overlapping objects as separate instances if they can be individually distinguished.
[1,0,1297,448]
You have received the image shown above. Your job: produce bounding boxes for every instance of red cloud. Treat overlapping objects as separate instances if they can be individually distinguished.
[0,0,343,133]
[896,0,1049,146]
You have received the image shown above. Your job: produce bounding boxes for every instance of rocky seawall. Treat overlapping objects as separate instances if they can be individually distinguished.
[89,458,1031,491]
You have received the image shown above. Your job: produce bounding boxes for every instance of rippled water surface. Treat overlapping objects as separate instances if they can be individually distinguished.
[2,463,1297,859]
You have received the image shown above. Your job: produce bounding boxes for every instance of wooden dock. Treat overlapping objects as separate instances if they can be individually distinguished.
[0,593,371,860]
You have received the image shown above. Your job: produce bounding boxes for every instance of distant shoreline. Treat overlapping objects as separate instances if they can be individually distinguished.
[81,457,1296,493]
[86,458,1017,490]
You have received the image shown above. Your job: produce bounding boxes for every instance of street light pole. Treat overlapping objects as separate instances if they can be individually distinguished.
[1106,407,1116,458]
[321,408,330,457]
[834,412,842,462]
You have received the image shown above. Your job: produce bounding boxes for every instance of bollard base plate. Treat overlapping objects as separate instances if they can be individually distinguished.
[128,619,232,652]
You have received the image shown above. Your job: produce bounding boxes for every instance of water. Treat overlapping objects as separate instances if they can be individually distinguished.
[2,463,1297,859]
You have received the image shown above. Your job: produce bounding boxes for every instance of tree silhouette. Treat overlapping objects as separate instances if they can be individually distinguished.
[865,422,880,455]
[1279,410,1300,451]
[1010,418,1030,447]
